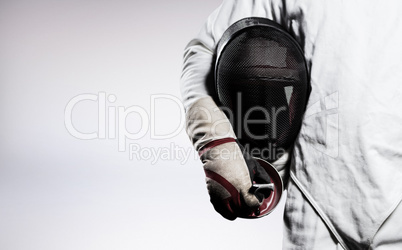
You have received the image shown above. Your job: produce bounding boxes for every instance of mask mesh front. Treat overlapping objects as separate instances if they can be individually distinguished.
[216,26,308,161]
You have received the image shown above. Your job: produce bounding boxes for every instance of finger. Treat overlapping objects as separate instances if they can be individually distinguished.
[242,191,262,208]
[211,198,237,221]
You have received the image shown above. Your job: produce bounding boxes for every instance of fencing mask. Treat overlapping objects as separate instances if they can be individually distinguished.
[215,17,310,163]
[215,17,310,217]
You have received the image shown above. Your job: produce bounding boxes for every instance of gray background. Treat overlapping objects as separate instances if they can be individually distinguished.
[0,0,284,249]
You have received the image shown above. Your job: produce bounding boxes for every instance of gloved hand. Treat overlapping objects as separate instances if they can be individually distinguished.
[186,96,271,220]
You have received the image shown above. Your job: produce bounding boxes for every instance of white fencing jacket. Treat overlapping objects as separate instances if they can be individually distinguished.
[180,0,402,248]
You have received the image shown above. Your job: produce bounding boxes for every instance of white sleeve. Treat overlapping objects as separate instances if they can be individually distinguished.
[180,0,281,110]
